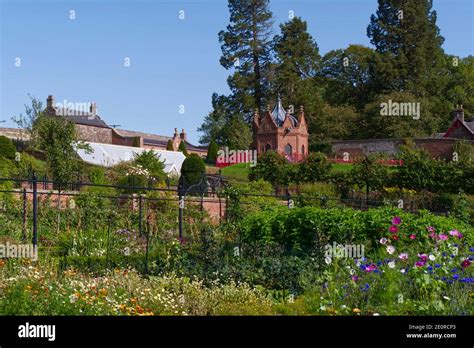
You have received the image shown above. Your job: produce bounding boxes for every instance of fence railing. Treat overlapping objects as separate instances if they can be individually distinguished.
[0,175,447,272]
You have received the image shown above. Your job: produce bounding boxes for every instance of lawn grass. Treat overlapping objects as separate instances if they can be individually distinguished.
[218,163,250,181]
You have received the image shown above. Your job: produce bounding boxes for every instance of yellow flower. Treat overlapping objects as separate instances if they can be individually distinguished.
[352,308,361,314]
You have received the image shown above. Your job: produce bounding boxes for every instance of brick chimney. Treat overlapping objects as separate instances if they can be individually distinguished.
[172,128,180,151]
[454,104,464,123]
[180,128,187,141]
[47,95,55,109]
[90,102,97,116]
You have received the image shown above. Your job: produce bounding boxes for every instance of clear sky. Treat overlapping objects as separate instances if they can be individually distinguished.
[0,0,472,145]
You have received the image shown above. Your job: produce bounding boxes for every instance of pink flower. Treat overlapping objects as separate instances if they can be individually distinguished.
[391,217,402,225]
[428,232,438,240]
[392,235,399,241]
[389,225,398,233]
[461,259,471,269]
[438,234,448,241]
[427,226,435,232]
[351,275,359,281]
[418,254,428,262]
[415,261,426,267]
[399,253,409,261]
[365,264,377,272]
[449,230,464,239]
[409,234,416,240]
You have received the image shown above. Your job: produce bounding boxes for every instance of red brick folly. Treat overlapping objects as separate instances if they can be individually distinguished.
[252,96,309,162]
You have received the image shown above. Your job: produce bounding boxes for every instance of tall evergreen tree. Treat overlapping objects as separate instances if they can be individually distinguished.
[273,17,320,101]
[367,0,445,96]
[272,16,323,147]
[219,0,274,115]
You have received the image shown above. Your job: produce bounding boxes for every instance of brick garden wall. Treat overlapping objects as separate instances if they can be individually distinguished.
[331,138,472,160]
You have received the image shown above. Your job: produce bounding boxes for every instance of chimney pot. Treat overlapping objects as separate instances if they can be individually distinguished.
[90,102,97,116]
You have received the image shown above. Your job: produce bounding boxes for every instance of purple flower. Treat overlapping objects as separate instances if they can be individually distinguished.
[438,234,448,241]
[389,225,398,233]
[351,275,359,281]
[392,217,402,225]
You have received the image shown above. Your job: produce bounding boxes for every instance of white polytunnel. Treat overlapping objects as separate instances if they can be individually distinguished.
[75,142,186,175]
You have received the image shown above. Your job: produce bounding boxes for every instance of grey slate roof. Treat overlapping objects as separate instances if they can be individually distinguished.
[271,96,298,127]
[55,108,110,128]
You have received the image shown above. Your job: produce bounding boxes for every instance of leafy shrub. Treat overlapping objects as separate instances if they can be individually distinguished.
[294,182,339,208]
[249,151,291,187]
[240,206,473,255]
[13,152,48,179]
[0,136,16,159]
[206,139,219,164]
[297,152,332,182]
[180,154,206,192]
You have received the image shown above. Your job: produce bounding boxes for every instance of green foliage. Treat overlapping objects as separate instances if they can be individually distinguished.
[219,0,274,113]
[34,114,80,183]
[394,142,463,193]
[178,141,188,157]
[320,44,377,111]
[166,139,174,151]
[0,136,16,160]
[249,151,291,187]
[133,150,166,183]
[297,152,331,183]
[350,154,390,197]
[241,206,472,255]
[294,182,339,208]
[367,0,445,96]
[13,152,48,178]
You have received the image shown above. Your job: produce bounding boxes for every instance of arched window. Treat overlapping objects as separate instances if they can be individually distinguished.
[301,145,305,155]
[284,144,292,156]
[265,143,272,152]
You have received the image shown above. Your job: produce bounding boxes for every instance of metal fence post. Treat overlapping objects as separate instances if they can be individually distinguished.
[138,195,143,236]
[22,188,27,242]
[32,174,38,256]
[178,177,184,240]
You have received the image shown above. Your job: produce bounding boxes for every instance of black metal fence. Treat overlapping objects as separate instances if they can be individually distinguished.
[0,175,442,272]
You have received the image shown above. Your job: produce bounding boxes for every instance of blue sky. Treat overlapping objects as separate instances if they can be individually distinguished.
[0,0,472,145]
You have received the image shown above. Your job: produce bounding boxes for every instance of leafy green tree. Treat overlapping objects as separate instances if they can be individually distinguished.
[219,0,274,114]
[11,94,43,150]
[206,139,219,165]
[221,116,252,150]
[133,150,166,183]
[34,114,81,183]
[351,154,389,201]
[394,142,461,193]
[249,151,291,188]
[297,152,332,183]
[358,91,440,139]
[178,140,189,157]
[0,136,16,160]
[273,17,320,101]
[320,45,377,111]
[198,93,233,145]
